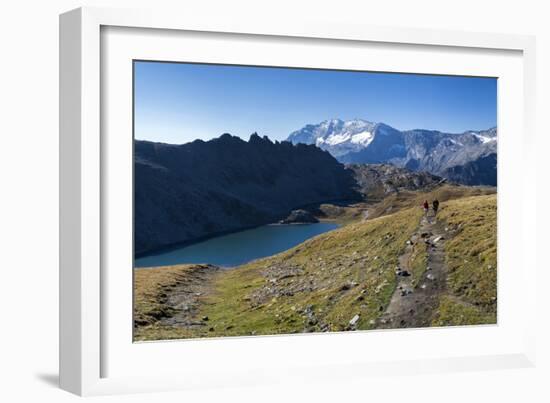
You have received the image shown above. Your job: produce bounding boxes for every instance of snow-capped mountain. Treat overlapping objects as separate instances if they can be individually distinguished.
[287,119,377,157]
[286,119,497,186]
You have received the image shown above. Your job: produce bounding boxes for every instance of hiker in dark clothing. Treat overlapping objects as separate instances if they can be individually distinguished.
[432,199,440,216]
[423,200,429,216]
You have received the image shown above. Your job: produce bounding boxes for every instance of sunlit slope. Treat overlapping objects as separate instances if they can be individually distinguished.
[134,188,497,340]
[432,194,497,326]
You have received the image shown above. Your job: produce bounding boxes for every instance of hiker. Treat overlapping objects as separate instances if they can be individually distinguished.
[432,199,440,216]
[423,200,429,216]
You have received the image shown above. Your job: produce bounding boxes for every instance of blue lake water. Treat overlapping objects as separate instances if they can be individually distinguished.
[134,222,339,268]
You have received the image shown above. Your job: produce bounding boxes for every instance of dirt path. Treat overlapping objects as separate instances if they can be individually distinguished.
[158,264,220,329]
[377,212,448,329]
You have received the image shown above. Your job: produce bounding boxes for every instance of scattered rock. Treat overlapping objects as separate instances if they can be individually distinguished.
[202,316,209,321]
[397,270,411,277]
[420,284,427,289]
[349,314,360,326]
[432,236,444,244]
[426,273,435,281]
[340,281,358,291]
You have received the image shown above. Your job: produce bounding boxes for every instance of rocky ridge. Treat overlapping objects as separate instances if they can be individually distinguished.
[287,119,497,186]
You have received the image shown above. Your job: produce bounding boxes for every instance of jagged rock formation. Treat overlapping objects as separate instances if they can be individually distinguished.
[134,133,359,254]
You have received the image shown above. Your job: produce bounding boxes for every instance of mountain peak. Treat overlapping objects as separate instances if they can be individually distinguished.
[287,118,380,157]
[286,119,497,186]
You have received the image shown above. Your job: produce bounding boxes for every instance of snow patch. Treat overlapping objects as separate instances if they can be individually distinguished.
[473,134,496,144]
[448,138,463,146]
[325,133,352,145]
[350,131,374,146]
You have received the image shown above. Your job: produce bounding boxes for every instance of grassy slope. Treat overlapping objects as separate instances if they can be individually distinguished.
[137,207,423,340]
[134,265,201,327]
[431,194,497,326]
[134,185,497,340]
[366,185,494,220]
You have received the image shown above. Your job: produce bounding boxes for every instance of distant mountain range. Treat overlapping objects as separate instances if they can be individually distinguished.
[135,121,497,254]
[287,119,497,186]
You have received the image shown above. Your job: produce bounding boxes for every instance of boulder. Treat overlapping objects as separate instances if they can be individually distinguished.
[279,209,319,224]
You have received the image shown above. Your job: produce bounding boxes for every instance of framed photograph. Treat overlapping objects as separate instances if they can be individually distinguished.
[60,7,537,396]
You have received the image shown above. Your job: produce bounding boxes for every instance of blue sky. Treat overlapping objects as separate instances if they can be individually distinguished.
[134,61,497,144]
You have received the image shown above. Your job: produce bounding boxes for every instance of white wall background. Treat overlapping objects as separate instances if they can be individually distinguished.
[0,1,548,401]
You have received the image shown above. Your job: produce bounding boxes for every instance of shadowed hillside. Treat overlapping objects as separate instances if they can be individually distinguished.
[135,134,360,254]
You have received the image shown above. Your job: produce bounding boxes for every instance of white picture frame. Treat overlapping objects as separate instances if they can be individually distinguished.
[59,6,537,396]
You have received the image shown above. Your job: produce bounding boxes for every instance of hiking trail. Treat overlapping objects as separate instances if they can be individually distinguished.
[377,212,448,329]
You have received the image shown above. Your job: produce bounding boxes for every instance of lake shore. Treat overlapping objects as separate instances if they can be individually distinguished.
[134,222,340,268]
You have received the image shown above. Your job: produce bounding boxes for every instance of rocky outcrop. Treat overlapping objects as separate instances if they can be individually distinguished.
[279,209,319,224]
[347,163,445,201]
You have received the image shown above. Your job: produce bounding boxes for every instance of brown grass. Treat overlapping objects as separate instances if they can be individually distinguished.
[134,264,205,327]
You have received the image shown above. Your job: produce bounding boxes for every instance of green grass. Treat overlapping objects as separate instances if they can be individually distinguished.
[432,194,497,326]
[136,205,423,340]
[134,187,498,340]
[432,296,495,327]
